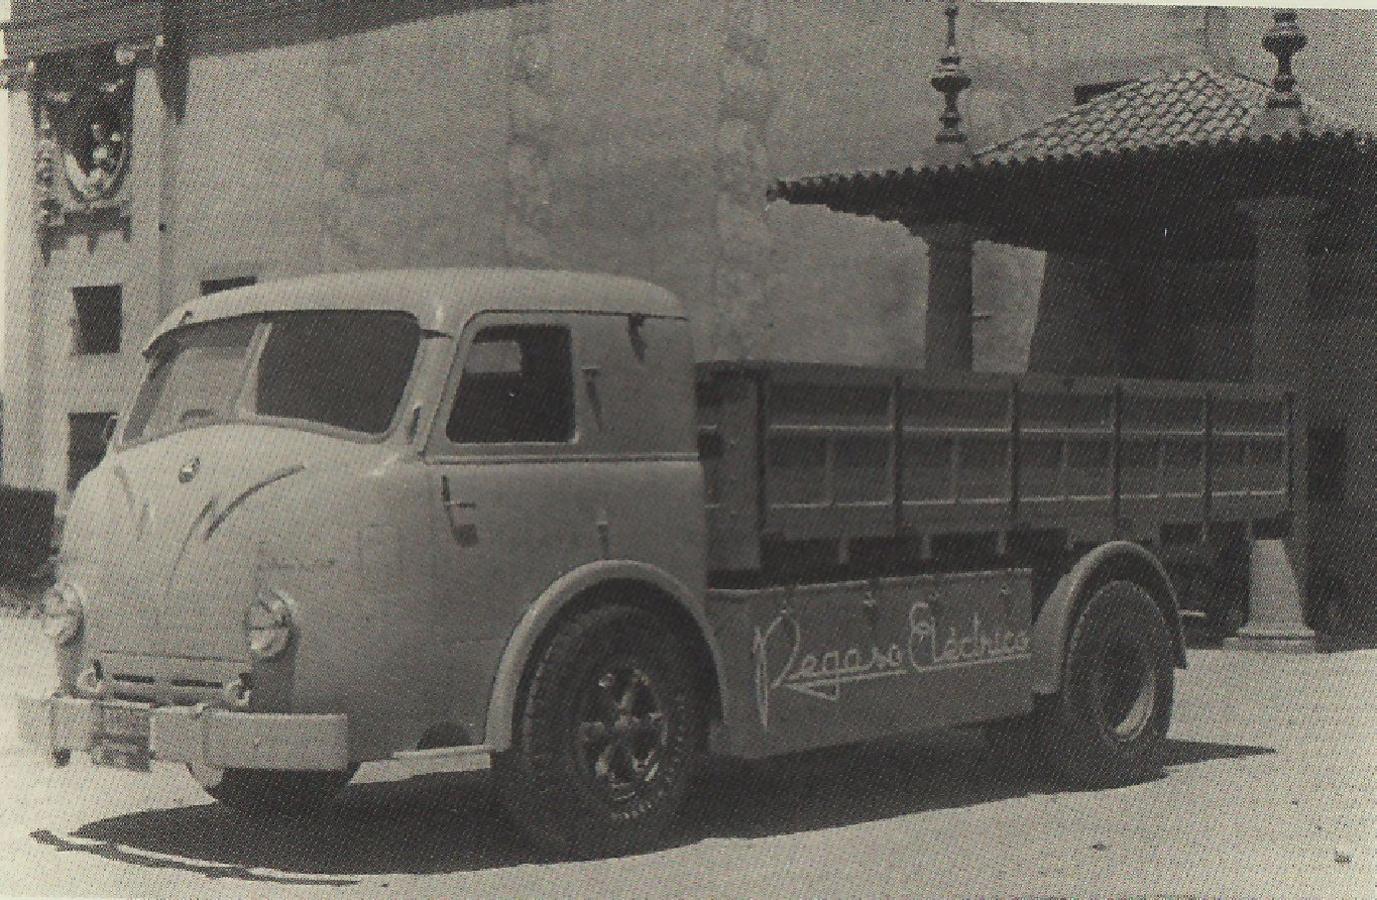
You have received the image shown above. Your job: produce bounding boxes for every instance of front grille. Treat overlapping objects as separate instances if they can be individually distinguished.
[109,680,220,706]
[169,678,225,690]
[97,653,249,706]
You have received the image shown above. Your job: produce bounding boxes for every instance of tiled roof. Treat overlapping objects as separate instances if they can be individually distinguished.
[977,66,1370,165]
[769,64,1377,256]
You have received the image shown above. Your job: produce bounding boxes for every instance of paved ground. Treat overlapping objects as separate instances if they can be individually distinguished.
[1,613,1372,898]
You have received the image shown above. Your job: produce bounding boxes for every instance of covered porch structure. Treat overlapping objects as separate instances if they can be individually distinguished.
[772,9,1377,647]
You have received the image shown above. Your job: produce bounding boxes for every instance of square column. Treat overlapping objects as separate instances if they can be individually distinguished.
[1228,195,1321,652]
[3,69,45,489]
[914,223,975,372]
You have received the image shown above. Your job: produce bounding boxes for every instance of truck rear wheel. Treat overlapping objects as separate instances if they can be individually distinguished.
[1041,579,1174,786]
[190,765,356,814]
[492,604,707,858]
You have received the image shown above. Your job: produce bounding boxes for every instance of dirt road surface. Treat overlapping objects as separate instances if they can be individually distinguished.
[1,613,1372,897]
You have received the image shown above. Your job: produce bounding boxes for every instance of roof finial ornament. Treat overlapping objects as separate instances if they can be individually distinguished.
[1252,9,1309,137]
[1263,9,1306,110]
[929,0,972,164]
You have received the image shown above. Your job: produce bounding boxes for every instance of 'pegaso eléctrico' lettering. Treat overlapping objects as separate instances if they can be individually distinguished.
[751,599,1031,729]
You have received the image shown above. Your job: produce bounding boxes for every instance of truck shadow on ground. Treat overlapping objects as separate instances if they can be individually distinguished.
[41,735,1273,879]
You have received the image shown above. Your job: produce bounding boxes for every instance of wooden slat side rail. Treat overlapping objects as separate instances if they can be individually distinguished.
[1119,381,1210,534]
[762,371,898,542]
[696,363,1293,573]
[899,375,1017,533]
[1208,384,1291,521]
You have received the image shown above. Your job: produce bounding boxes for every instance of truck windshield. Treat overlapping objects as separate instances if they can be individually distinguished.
[123,311,420,444]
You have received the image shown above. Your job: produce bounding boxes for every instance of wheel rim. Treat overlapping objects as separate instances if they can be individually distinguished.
[573,663,669,802]
[1097,633,1155,741]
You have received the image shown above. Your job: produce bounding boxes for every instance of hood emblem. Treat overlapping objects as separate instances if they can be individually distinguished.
[178,457,201,484]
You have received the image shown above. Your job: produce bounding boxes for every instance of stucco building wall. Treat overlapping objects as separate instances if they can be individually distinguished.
[4,1,1376,626]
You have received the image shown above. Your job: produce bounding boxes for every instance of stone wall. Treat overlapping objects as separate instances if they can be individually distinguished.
[316,6,509,273]
[545,0,721,352]
[6,1,1377,509]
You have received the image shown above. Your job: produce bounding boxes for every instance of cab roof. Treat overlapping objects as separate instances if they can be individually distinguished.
[146,268,685,352]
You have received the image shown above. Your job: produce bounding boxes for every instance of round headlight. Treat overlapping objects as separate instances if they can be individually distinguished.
[42,582,84,646]
[245,589,293,660]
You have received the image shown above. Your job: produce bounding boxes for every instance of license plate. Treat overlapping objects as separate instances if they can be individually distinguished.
[100,705,150,739]
[92,704,151,772]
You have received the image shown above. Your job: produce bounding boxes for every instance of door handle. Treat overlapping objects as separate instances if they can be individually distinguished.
[440,475,478,546]
[441,475,476,510]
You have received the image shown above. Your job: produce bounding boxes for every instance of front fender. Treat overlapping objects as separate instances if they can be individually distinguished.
[480,559,729,753]
[1030,541,1186,695]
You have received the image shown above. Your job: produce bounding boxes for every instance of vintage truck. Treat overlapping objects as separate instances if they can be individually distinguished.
[17,268,1292,856]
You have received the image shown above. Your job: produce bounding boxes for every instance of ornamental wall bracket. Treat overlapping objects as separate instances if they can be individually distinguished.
[33,44,139,232]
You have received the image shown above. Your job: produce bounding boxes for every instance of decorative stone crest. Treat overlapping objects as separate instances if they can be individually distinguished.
[32,45,137,228]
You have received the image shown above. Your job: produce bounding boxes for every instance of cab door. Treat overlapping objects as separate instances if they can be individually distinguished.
[424,313,600,733]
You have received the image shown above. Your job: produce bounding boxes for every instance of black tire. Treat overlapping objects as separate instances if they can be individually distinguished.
[192,766,357,814]
[492,604,707,858]
[1040,579,1174,787]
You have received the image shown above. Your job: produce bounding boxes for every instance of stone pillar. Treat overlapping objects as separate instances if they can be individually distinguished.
[3,67,45,489]
[506,1,555,269]
[916,224,975,371]
[125,43,167,363]
[152,34,186,320]
[1227,195,1320,652]
[1026,255,1123,376]
[712,0,774,359]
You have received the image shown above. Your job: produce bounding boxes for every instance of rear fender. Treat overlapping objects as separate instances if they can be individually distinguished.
[481,560,731,753]
[1030,541,1186,695]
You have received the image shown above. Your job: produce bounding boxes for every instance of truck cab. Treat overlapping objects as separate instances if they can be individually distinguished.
[26,269,718,821]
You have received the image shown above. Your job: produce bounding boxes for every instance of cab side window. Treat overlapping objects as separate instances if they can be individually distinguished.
[447,324,574,444]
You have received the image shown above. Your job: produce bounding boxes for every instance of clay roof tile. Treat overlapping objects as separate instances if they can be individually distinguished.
[973,66,1371,166]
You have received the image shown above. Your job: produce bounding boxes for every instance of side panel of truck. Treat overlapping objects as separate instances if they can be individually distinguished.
[707,570,1033,758]
[698,364,1292,575]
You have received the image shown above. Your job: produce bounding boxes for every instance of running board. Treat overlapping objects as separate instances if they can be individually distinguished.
[391,744,493,762]
[374,744,494,779]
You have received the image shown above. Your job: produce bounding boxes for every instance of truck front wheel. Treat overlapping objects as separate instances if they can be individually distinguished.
[492,603,707,858]
[1041,579,1174,787]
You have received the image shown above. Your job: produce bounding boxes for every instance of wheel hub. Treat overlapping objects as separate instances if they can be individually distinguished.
[574,666,669,801]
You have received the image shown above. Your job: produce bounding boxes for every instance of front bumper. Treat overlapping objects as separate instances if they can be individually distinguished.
[15,693,350,771]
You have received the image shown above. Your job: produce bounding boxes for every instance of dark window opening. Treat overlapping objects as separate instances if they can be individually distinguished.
[1308,425,1347,503]
[201,275,257,296]
[255,312,420,435]
[1074,80,1132,105]
[447,325,574,444]
[72,286,122,355]
[68,412,116,490]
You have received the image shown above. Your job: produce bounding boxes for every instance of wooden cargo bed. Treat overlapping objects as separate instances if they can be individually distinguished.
[697,362,1293,574]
